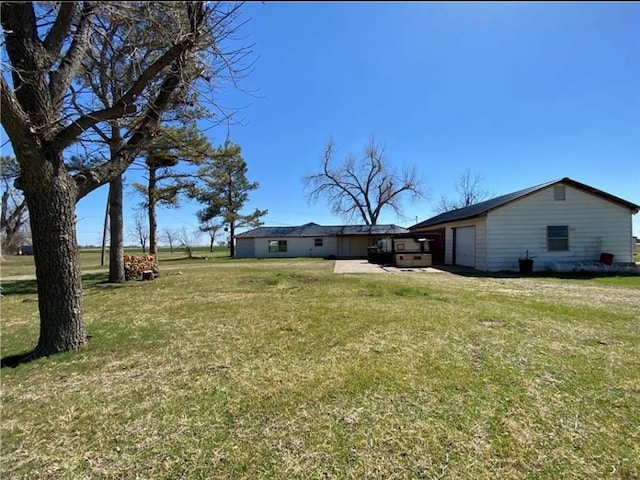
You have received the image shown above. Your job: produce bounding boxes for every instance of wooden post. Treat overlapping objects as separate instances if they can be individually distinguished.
[100,189,111,266]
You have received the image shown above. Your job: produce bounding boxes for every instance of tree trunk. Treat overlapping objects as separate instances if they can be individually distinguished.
[108,176,125,283]
[210,236,214,252]
[26,173,86,357]
[229,221,235,258]
[148,166,158,262]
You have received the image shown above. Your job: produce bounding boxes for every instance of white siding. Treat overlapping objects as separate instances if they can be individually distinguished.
[339,237,351,257]
[310,237,339,258]
[349,236,379,257]
[236,235,385,259]
[441,218,487,270]
[253,237,339,258]
[235,238,255,258]
[486,184,635,271]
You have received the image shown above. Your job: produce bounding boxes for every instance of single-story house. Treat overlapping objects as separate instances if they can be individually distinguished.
[409,177,639,272]
[235,222,409,259]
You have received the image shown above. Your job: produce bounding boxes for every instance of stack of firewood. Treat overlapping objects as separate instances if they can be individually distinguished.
[123,254,158,281]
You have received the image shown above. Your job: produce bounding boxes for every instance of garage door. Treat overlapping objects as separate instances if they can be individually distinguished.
[455,226,476,268]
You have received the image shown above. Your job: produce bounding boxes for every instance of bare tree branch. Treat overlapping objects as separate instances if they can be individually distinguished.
[42,3,76,54]
[48,3,97,112]
[304,136,427,225]
[435,169,491,213]
[75,68,181,198]
[0,76,30,140]
[56,40,191,149]
[2,2,56,131]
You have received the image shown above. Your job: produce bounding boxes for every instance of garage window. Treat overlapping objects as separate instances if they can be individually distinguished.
[547,226,569,251]
[269,240,287,252]
[314,238,323,247]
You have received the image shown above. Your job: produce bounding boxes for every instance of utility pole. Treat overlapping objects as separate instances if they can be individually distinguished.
[100,190,111,266]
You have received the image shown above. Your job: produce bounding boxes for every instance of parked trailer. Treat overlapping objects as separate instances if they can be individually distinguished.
[368,236,432,267]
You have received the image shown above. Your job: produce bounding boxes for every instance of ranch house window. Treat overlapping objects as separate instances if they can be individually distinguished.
[314,238,323,247]
[547,226,569,251]
[269,240,288,252]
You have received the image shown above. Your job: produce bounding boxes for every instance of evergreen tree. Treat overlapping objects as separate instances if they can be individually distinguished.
[191,142,267,258]
[133,126,213,259]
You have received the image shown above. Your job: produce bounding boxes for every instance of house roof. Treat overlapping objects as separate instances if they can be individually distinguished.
[236,222,409,238]
[410,177,640,230]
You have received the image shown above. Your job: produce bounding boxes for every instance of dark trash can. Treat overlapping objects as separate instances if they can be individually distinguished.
[518,259,534,274]
[599,252,615,265]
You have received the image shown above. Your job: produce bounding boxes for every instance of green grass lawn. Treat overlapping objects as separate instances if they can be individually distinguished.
[0,246,231,278]
[1,256,639,479]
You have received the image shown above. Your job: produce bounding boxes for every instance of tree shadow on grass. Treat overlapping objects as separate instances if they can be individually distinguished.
[1,334,95,369]
[432,264,639,281]
[159,255,232,263]
[1,272,108,369]
[0,272,109,297]
[159,256,205,263]
[0,278,39,295]
[1,350,38,369]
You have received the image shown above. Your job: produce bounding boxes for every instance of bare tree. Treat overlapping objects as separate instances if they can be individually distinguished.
[130,210,149,254]
[177,227,201,259]
[199,219,223,252]
[161,228,178,254]
[72,6,217,282]
[1,2,252,358]
[303,136,427,225]
[435,169,491,213]
[0,156,28,254]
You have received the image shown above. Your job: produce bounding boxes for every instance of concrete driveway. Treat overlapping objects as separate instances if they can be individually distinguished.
[333,259,449,274]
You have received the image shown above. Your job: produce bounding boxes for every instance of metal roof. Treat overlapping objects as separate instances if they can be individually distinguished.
[410,177,640,230]
[235,222,409,238]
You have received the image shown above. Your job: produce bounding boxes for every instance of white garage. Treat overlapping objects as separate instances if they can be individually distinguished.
[409,177,639,272]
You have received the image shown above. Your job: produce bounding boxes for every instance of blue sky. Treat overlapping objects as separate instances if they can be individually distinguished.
[3,2,640,245]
